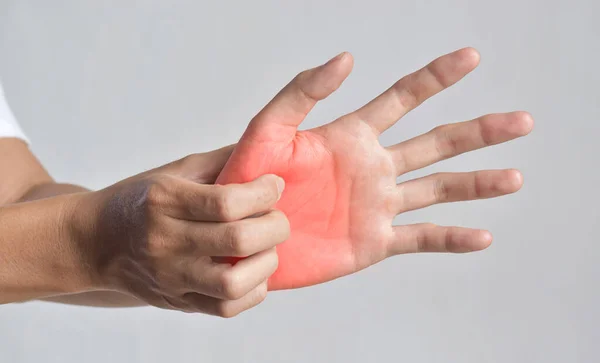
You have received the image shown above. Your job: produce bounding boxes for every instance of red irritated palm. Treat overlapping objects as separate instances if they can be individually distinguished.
[216,48,533,290]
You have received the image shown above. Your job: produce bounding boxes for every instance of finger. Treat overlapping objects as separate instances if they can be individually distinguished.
[183,248,278,300]
[389,223,492,255]
[146,145,236,181]
[389,112,534,174]
[167,173,285,222]
[182,280,269,318]
[244,52,353,142]
[395,169,523,214]
[176,209,290,256]
[177,144,236,183]
[354,47,480,134]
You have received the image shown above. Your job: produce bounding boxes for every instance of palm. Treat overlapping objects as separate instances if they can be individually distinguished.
[216,48,533,290]
[220,119,395,288]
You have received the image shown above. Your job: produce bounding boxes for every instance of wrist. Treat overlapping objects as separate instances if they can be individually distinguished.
[63,191,107,291]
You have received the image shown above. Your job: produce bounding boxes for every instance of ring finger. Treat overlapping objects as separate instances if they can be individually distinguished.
[395,169,524,214]
[183,247,278,300]
[179,280,268,317]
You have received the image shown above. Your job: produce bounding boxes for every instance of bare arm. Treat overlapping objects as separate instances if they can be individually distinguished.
[22,184,147,307]
[1,138,284,317]
[0,138,145,306]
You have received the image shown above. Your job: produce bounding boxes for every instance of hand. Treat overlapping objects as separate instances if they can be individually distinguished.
[216,48,534,290]
[75,146,290,316]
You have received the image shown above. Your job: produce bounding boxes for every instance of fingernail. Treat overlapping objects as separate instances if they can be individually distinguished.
[326,51,346,64]
[276,177,285,200]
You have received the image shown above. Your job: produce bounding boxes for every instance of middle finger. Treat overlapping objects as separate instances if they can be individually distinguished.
[394,169,523,214]
[388,111,533,175]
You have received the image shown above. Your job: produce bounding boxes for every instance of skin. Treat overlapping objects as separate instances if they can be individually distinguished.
[216,48,534,290]
[0,141,291,317]
[1,47,533,315]
[1,139,151,307]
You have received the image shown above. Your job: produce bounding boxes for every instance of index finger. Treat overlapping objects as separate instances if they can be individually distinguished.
[167,174,285,222]
[354,47,480,134]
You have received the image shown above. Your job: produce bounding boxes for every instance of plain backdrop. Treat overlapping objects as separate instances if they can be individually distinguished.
[0,1,598,362]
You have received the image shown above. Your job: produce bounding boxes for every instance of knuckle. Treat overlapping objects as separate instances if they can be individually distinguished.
[432,176,449,202]
[219,269,244,300]
[426,64,448,89]
[255,283,268,304]
[295,69,311,83]
[416,223,437,252]
[215,302,239,319]
[179,258,207,289]
[145,175,173,208]
[472,172,484,199]
[476,116,495,146]
[395,88,417,111]
[442,227,453,252]
[178,270,196,291]
[178,153,206,179]
[430,124,447,135]
[393,75,419,110]
[266,248,280,273]
[223,224,252,256]
[213,186,237,221]
[432,125,460,158]
[179,153,202,168]
[272,210,291,242]
[178,224,199,254]
[147,233,173,260]
[293,70,319,101]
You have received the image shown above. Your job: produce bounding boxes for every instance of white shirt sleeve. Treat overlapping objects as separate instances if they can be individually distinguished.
[0,83,29,143]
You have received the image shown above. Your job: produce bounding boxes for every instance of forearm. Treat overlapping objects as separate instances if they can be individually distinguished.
[16,182,145,307]
[0,193,93,303]
[18,182,89,201]
[0,138,143,307]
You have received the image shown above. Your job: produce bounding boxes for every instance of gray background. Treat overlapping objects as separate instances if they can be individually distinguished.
[0,1,597,362]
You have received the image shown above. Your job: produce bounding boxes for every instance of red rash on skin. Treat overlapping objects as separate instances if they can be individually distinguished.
[216,120,389,291]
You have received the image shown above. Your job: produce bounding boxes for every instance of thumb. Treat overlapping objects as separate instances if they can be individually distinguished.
[214,173,285,221]
[167,144,235,183]
[246,52,354,141]
[245,173,286,208]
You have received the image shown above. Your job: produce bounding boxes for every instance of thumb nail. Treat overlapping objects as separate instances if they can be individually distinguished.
[326,51,346,65]
[275,176,285,200]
